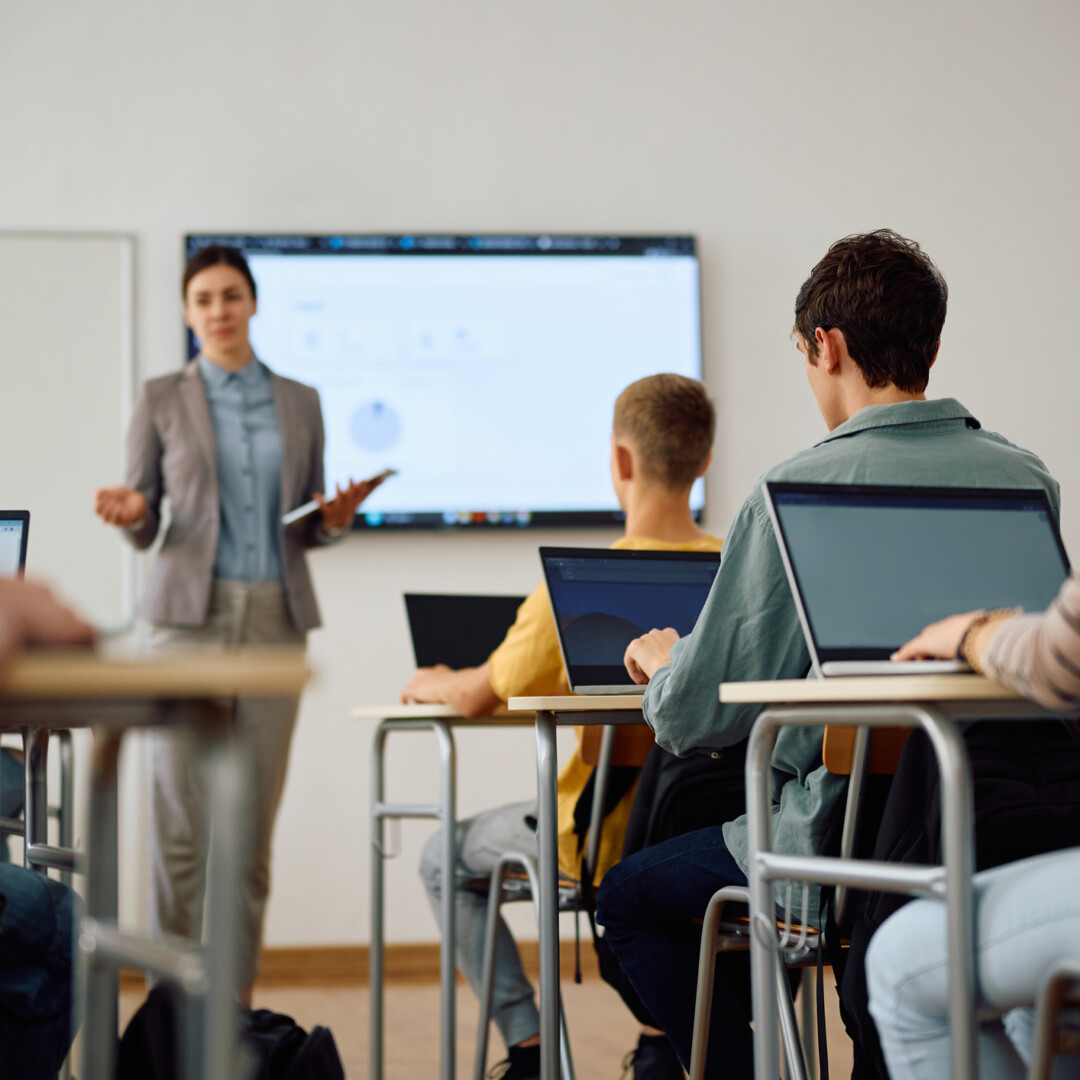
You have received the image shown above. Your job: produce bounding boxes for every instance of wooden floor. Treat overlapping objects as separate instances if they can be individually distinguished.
[119,971,854,1079]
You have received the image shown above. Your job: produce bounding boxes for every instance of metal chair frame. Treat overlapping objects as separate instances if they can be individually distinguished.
[689,885,820,1080]
[0,729,77,884]
[1027,958,1080,1079]
[688,722,888,1080]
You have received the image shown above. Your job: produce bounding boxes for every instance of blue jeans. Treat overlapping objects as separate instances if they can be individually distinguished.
[0,748,24,863]
[596,824,750,1077]
[868,847,1080,1080]
[0,863,76,1077]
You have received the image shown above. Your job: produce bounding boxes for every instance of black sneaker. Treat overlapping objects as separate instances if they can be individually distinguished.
[621,1033,686,1079]
[488,1042,541,1080]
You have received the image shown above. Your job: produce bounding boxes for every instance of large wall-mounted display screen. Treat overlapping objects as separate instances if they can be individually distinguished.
[185,234,702,529]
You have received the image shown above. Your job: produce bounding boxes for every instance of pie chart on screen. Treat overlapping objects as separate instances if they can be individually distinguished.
[350,400,401,453]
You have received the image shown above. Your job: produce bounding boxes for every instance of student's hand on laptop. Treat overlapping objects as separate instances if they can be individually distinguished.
[94,486,148,528]
[0,578,95,672]
[891,611,986,661]
[624,627,680,685]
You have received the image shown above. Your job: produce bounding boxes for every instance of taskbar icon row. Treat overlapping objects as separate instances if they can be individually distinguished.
[348,509,632,530]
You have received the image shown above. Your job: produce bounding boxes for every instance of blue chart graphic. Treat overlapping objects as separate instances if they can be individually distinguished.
[350,400,402,453]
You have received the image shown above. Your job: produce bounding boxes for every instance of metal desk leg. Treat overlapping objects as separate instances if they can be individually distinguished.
[371,725,387,1080]
[370,719,458,1080]
[436,723,457,1080]
[918,711,977,1080]
[535,711,560,1080]
[23,727,50,873]
[80,728,121,1080]
[58,730,75,889]
[747,712,780,1080]
[200,725,246,1080]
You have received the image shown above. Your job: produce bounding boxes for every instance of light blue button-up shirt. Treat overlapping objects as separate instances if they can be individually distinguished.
[198,355,284,583]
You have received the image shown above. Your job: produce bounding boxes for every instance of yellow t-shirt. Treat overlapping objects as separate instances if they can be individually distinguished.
[487,533,724,883]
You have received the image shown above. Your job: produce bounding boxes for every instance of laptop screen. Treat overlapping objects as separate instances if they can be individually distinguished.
[404,593,526,669]
[540,547,722,689]
[767,484,1070,662]
[0,513,28,578]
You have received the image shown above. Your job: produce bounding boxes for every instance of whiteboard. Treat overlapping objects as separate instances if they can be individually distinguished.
[0,233,135,627]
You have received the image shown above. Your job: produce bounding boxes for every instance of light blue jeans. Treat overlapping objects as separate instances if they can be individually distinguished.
[419,799,541,1049]
[868,847,1080,1080]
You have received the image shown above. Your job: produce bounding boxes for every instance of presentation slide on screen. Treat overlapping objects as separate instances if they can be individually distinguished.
[0,523,24,577]
[214,244,702,524]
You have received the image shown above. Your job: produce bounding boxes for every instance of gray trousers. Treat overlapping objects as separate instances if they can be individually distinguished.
[420,800,542,1049]
[148,580,304,990]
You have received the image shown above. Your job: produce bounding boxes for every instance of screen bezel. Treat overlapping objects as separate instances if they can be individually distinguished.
[183,233,703,531]
[765,481,1071,671]
[539,545,723,689]
[0,510,30,579]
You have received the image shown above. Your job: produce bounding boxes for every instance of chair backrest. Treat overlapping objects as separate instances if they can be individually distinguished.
[580,724,654,767]
[823,725,910,775]
[822,724,911,928]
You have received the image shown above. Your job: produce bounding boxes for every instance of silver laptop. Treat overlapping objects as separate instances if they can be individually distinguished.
[0,511,29,578]
[540,546,722,694]
[764,482,1071,678]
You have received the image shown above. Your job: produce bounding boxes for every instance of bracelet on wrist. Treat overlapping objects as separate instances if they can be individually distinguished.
[957,608,1019,674]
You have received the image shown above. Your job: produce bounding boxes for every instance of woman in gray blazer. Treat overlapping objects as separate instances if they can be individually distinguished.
[95,245,381,1001]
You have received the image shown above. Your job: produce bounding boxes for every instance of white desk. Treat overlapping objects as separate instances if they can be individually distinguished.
[353,704,531,1080]
[718,674,1075,1080]
[507,695,647,1080]
[0,645,310,1080]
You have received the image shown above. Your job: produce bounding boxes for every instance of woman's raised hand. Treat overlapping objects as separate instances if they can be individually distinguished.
[94,486,148,527]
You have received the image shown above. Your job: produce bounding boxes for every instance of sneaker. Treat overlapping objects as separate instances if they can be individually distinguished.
[621,1033,686,1079]
[488,1042,541,1079]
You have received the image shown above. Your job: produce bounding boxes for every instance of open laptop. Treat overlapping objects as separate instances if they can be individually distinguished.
[764,482,1071,677]
[404,593,525,669]
[0,511,29,578]
[540,547,723,694]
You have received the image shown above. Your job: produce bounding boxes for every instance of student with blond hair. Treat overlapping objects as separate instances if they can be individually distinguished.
[402,373,724,1080]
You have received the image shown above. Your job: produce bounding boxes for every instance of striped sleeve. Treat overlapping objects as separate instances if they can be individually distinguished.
[982,570,1080,710]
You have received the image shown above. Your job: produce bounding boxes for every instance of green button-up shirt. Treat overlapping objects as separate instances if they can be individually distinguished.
[642,398,1060,913]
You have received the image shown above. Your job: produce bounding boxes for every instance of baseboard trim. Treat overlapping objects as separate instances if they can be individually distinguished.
[118,940,600,989]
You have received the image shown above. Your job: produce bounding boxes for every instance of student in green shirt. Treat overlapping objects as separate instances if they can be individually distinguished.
[595,229,1061,1077]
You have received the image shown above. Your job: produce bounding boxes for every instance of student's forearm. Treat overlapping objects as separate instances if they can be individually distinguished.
[982,571,1080,709]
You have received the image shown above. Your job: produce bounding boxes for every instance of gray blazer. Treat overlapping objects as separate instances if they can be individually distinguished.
[124,360,331,631]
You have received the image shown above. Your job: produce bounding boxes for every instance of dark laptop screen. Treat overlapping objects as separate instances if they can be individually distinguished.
[0,513,29,579]
[540,547,722,688]
[404,593,525,669]
[768,484,1070,661]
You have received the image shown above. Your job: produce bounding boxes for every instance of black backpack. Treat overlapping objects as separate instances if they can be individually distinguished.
[118,983,345,1080]
[836,719,1080,1079]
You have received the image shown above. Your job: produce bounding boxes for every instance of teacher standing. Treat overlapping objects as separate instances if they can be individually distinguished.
[95,244,379,1001]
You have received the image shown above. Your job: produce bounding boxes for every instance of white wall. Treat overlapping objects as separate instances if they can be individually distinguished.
[2,0,1079,946]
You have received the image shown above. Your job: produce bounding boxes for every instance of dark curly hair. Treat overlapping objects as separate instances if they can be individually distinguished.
[794,229,947,393]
